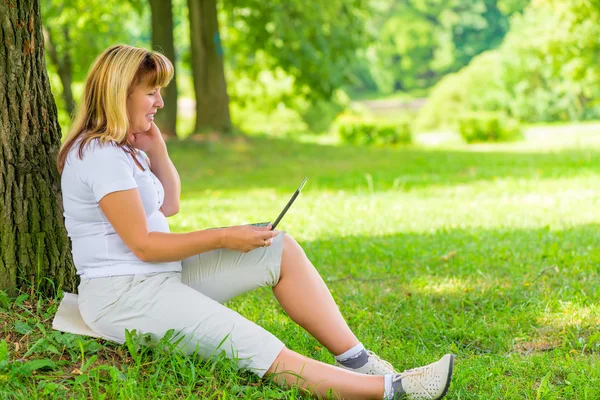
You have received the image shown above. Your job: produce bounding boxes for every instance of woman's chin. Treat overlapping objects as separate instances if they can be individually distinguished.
[133,122,151,132]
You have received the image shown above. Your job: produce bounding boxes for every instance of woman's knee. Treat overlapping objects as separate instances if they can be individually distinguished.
[282,233,306,258]
[266,346,291,375]
[278,234,309,281]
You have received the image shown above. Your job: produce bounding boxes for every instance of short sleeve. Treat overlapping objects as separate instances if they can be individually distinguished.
[79,143,138,202]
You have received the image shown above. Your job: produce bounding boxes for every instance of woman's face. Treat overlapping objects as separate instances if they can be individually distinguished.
[126,83,164,134]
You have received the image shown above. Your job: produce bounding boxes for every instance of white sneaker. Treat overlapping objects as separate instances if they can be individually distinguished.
[393,354,455,400]
[335,350,397,375]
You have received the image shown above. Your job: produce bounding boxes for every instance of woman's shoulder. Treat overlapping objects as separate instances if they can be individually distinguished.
[77,138,129,160]
[64,137,132,172]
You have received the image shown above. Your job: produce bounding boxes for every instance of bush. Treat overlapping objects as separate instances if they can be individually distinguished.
[416,1,600,131]
[336,119,412,146]
[458,112,523,143]
[414,50,506,132]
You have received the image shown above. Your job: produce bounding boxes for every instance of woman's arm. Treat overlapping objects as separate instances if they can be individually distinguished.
[129,122,180,217]
[99,189,278,262]
[147,145,181,217]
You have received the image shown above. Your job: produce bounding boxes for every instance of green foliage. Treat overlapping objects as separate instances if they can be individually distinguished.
[335,117,412,146]
[418,0,600,130]
[497,0,529,14]
[347,0,528,96]
[298,97,348,134]
[503,0,600,122]
[42,0,148,116]
[226,61,351,135]
[415,50,506,131]
[226,66,311,135]
[458,112,522,143]
[222,0,369,101]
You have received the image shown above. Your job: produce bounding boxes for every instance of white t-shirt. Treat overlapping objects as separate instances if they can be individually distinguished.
[61,139,182,278]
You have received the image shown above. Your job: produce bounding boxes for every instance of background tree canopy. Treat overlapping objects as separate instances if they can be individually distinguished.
[39,0,600,137]
[41,0,145,124]
[345,0,529,96]
[416,0,600,131]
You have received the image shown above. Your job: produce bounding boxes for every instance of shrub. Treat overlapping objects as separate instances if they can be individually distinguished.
[458,112,523,143]
[416,1,600,131]
[414,50,506,132]
[336,119,412,146]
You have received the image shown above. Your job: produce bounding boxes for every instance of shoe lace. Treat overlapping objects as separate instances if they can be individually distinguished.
[392,364,433,383]
[367,350,396,372]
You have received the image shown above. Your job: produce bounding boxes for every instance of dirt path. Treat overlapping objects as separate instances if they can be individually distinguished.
[354,98,427,112]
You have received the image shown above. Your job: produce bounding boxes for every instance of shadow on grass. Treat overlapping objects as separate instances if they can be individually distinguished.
[223,223,600,399]
[170,136,600,194]
[260,223,600,357]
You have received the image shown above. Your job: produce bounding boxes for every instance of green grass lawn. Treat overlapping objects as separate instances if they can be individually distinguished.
[2,128,600,399]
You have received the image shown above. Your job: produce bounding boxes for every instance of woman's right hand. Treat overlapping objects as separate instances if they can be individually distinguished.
[221,225,279,252]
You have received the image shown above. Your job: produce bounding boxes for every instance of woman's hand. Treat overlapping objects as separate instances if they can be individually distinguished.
[222,225,279,253]
[128,122,167,157]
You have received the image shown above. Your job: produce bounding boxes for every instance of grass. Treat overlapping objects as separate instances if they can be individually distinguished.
[2,126,600,399]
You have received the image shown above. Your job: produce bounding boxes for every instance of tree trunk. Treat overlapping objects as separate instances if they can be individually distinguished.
[149,0,178,137]
[188,0,232,133]
[44,25,76,118]
[0,0,77,296]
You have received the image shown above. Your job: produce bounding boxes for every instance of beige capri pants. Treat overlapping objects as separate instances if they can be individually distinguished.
[78,232,286,377]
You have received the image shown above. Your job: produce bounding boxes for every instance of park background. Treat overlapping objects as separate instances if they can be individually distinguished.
[1,0,600,398]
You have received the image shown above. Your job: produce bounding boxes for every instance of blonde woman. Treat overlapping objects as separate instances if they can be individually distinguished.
[57,44,454,400]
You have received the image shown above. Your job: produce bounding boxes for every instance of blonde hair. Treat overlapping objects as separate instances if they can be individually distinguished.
[57,44,174,172]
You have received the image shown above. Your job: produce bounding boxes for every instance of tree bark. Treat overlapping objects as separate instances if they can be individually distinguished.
[0,0,77,296]
[149,0,178,137]
[188,0,232,133]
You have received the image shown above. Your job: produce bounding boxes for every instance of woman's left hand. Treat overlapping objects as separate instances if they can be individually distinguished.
[128,122,167,156]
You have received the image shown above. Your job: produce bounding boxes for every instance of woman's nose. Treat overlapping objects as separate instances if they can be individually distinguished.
[155,91,164,108]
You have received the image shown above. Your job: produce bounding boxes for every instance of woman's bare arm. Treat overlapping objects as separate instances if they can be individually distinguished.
[147,146,181,217]
[99,189,278,262]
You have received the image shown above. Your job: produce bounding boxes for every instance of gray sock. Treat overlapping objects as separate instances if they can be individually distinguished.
[336,349,369,369]
[392,376,406,399]
[384,374,406,399]
[335,343,370,369]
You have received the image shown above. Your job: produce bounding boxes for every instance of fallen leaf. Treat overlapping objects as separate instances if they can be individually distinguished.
[440,251,457,261]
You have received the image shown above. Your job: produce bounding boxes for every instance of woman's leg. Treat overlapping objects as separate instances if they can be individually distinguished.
[78,272,286,376]
[268,348,384,400]
[182,232,390,370]
[267,349,455,400]
[179,236,454,399]
[273,235,359,355]
[78,273,399,400]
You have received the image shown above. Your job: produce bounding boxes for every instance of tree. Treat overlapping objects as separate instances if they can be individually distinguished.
[188,0,232,133]
[223,0,367,100]
[0,0,77,295]
[184,0,368,133]
[149,0,179,136]
[41,0,144,120]
[44,22,76,117]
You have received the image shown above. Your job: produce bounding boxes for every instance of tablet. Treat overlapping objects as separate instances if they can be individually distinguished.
[250,177,307,230]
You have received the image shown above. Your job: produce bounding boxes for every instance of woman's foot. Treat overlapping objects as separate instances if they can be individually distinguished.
[387,354,455,400]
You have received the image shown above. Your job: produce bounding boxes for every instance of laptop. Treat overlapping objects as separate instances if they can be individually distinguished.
[249,177,307,230]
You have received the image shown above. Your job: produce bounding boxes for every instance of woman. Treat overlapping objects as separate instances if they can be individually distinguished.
[57,44,454,400]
